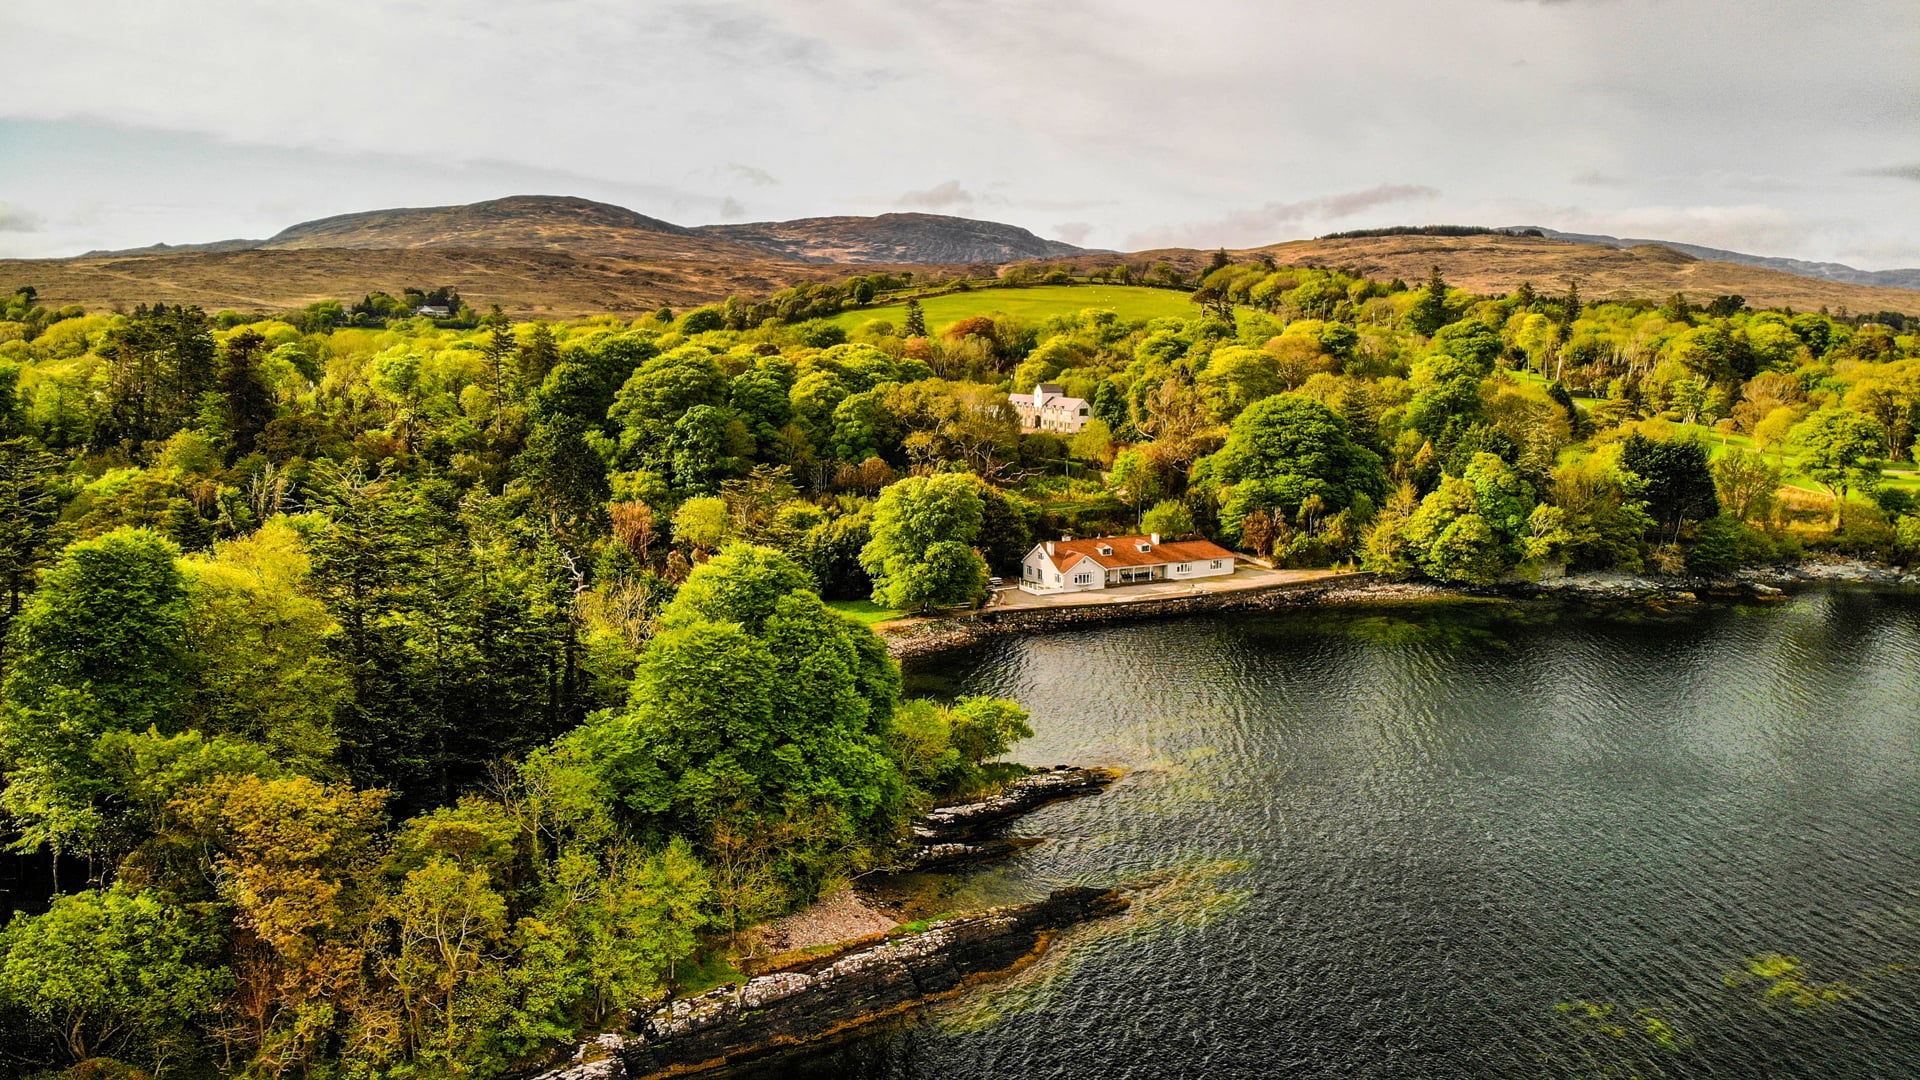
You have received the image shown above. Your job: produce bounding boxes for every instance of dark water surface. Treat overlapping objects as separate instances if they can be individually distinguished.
[747,590,1920,1079]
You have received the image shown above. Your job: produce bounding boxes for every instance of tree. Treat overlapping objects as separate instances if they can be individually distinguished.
[1557,279,1582,340]
[1,528,191,857]
[1108,448,1164,525]
[1208,394,1387,546]
[946,696,1033,771]
[1712,448,1781,523]
[1791,409,1885,515]
[859,474,988,612]
[218,328,277,459]
[1141,499,1196,539]
[517,321,560,388]
[1619,433,1719,543]
[1408,264,1452,336]
[1392,453,1541,584]
[0,885,228,1068]
[903,298,927,338]
[0,436,62,650]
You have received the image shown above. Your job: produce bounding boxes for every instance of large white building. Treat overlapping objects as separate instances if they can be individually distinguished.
[1009,383,1090,434]
[1020,533,1237,593]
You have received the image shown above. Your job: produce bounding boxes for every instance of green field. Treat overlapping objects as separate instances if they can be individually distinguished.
[825,599,905,626]
[828,284,1198,334]
[1665,421,1920,495]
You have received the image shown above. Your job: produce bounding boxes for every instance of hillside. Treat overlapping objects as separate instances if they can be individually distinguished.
[0,247,952,318]
[9,198,1919,318]
[1049,233,1920,315]
[1526,227,1920,292]
[700,212,1091,264]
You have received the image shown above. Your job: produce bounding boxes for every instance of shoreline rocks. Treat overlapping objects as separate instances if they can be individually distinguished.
[538,887,1130,1080]
[912,765,1120,845]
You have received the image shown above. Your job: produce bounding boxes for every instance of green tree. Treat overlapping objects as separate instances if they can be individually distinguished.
[1,528,190,857]
[1408,264,1452,336]
[859,474,989,612]
[0,436,62,649]
[1108,448,1164,525]
[217,328,276,459]
[1791,409,1886,513]
[1207,394,1387,546]
[1141,499,1196,539]
[1620,433,1720,543]
[0,885,228,1068]
[903,298,927,338]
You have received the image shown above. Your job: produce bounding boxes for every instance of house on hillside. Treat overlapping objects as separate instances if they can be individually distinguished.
[414,305,452,318]
[1020,533,1236,593]
[1009,383,1090,434]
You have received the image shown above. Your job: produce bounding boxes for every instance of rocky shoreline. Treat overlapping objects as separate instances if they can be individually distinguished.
[532,887,1130,1080]
[881,560,1918,659]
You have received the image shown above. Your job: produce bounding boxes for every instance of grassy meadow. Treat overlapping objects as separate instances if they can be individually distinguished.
[829,284,1199,335]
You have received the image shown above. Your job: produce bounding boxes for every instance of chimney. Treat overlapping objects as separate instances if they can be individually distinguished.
[1045,540,1056,556]
[1150,533,1161,545]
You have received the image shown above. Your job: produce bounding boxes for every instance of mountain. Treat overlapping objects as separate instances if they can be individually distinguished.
[80,238,266,258]
[697,213,1092,264]
[72,197,1092,266]
[1523,227,1920,293]
[252,195,777,263]
[13,199,1919,319]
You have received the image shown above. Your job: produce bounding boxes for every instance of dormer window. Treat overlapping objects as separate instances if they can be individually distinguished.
[1097,544,1113,556]
[1136,543,1151,552]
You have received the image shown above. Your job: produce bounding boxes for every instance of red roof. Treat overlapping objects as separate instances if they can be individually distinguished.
[1037,534,1236,571]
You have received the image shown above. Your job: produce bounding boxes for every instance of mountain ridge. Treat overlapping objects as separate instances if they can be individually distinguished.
[74,196,1094,266]
[1521,226,1920,292]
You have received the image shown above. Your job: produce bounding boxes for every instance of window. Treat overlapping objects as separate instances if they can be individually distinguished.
[1176,563,1191,573]
[1210,559,1222,568]
[1053,573,1061,584]
[1079,406,1089,415]
[1074,573,1092,584]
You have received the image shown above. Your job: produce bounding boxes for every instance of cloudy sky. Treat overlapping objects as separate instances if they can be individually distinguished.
[3,0,1917,266]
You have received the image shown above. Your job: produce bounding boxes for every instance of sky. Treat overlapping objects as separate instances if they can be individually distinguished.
[2,0,1917,267]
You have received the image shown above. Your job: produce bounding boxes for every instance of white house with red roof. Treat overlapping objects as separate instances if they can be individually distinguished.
[1019,533,1237,593]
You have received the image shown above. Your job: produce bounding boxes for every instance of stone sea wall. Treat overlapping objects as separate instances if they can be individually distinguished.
[884,573,1449,658]
[883,560,1920,660]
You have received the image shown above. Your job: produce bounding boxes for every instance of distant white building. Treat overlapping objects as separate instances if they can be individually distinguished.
[1020,533,1237,594]
[414,305,452,318]
[1010,383,1090,434]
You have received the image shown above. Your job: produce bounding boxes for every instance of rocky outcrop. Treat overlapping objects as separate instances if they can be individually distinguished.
[913,766,1119,844]
[579,887,1127,1079]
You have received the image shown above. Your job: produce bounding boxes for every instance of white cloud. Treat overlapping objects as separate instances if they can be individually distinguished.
[897,181,975,212]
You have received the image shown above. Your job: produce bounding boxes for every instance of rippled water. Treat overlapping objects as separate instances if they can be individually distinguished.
[741,589,1920,1079]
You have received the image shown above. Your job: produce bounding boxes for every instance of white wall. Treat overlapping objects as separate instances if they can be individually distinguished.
[1164,557,1235,581]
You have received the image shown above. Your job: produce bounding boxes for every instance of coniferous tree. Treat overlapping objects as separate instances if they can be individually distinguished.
[903,298,927,338]
[1409,265,1452,336]
[218,328,276,459]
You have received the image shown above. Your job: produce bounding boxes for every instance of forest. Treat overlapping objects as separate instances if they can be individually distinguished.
[0,257,1917,1078]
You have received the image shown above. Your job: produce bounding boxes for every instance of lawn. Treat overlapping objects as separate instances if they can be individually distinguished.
[827,284,1198,335]
[825,599,905,626]
[1665,420,1920,494]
